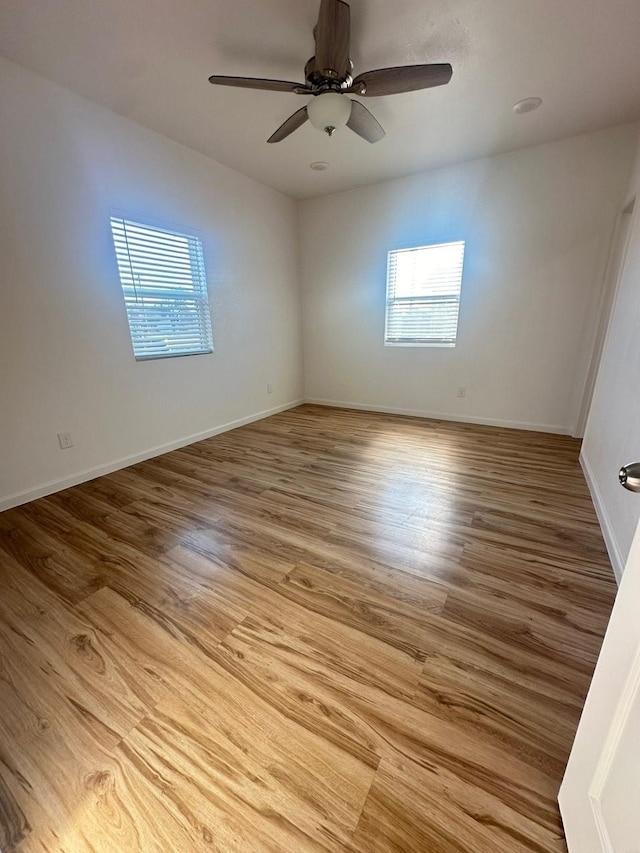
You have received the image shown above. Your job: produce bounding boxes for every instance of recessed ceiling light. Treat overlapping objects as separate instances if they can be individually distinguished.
[310,161,329,171]
[513,97,543,115]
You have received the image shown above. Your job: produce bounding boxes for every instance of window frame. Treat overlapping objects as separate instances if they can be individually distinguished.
[110,212,214,362]
[384,240,466,349]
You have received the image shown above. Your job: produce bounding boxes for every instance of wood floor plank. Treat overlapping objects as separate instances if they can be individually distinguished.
[0,620,122,851]
[0,511,107,605]
[348,756,566,853]
[0,770,30,852]
[441,585,603,673]
[215,607,566,838]
[0,404,616,851]
[119,690,374,853]
[281,561,447,660]
[79,588,375,851]
[0,572,161,747]
[415,647,579,777]
[213,608,423,768]
[413,607,593,714]
[169,543,443,661]
[458,539,615,609]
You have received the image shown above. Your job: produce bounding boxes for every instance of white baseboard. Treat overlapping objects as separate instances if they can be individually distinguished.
[0,399,304,513]
[580,450,624,583]
[304,398,571,435]
[0,397,576,513]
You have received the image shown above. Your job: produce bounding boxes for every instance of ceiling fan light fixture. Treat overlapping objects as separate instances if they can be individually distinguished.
[307,92,352,136]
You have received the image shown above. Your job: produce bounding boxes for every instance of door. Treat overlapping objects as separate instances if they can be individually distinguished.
[559,470,640,851]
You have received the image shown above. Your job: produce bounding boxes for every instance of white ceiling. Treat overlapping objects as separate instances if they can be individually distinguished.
[1,0,639,199]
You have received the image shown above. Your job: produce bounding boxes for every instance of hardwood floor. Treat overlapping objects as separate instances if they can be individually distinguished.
[0,404,616,852]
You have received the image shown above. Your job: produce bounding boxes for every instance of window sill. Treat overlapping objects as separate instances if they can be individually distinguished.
[384,341,456,348]
[134,349,214,361]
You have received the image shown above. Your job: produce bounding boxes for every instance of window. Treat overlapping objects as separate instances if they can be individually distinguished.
[110,215,213,360]
[385,241,465,347]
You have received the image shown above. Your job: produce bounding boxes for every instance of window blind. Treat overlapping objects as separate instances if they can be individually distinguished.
[385,241,465,346]
[110,216,214,360]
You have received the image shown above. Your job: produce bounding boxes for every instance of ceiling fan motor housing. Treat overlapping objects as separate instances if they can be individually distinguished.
[304,56,353,90]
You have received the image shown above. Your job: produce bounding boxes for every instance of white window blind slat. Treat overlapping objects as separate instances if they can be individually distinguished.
[385,241,465,346]
[110,216,214,360]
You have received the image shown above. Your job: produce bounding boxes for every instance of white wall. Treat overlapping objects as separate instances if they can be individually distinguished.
[299,126,637,433]
[0,57,303,509]
[2,54,637,516]
[580,132,640,580]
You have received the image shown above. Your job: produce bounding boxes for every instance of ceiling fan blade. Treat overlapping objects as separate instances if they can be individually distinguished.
[347,100,385,143]
[267,106,309,143]
[208,75,311,94]
[348,63,453,97]
[314,0,351,79]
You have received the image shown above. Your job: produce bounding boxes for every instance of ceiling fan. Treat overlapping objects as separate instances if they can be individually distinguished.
[208,0,452,144]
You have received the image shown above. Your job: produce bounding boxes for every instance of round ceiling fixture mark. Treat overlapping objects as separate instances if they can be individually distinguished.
[513,97,543,115]
[310,161,329,171]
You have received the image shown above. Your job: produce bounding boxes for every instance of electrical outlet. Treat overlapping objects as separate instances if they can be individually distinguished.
[57,431,74,449]
[456,386,467,398]
[267,383,273,394]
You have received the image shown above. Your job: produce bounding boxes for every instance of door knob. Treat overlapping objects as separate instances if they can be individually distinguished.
[619,462,640,493]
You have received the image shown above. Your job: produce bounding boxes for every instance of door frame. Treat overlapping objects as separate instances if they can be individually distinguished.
[574,197,636,438]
